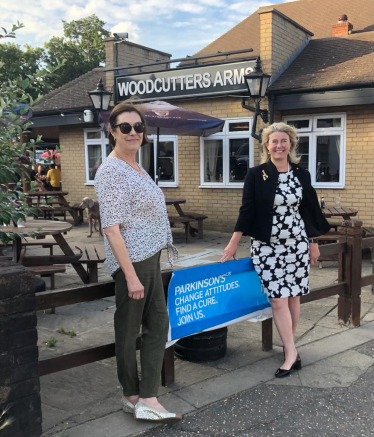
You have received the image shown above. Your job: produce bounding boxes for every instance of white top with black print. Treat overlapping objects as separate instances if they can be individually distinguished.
[95,156,177,274]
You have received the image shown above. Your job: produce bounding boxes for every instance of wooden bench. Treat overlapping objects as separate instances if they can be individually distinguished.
[71,204,85,226]
[168,216,195,243]
[36,206,72,221]
[31,265,66,290]
[362,227,374,293]
[75,244,106,283]
[183,212,208,239]
[23,238,58,255]
[327,220,342,232]
[316,232,342,268]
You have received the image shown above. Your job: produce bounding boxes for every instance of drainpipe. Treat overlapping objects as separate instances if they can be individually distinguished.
[268,94,275,124]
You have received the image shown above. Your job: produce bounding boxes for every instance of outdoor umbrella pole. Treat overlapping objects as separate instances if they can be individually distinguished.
[156,127,160,185]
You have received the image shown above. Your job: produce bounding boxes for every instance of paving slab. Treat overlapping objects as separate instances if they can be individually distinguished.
[356,339,374,358]
[269,349,374,388]
[56,411,155,437]
[175,356,282,408]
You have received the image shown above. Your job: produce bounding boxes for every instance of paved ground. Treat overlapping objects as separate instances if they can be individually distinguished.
[19,222,374,437]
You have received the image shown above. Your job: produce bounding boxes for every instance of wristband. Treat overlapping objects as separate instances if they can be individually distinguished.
[309,239,317,244]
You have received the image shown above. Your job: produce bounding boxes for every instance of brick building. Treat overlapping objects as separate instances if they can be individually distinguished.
[31,0,374,230]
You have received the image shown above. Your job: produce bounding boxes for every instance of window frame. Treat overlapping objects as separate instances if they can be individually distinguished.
[147,135,178,188]
[199,117,254,189]
[84,128,110,185]
[283,113,346,189]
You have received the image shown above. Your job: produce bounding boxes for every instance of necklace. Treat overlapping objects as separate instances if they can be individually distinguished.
[114,150,142,172]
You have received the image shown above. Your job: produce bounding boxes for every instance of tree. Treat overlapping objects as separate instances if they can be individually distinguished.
[0,43,47,98]
[45,14,110,89]
[0,23,65,244]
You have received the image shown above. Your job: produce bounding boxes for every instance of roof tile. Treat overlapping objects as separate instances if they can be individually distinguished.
[34,68,105,113]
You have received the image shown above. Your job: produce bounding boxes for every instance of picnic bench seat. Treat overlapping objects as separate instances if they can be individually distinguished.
[31,265,66,290]
[75,244,106,283]
[168,216,195,243]
[182,212,208,239]
[71,204,85,225]
[23,238,58,255]
[315,232,342,268]
[36,205,73,221]
[34,203,84,226]
[327,220,341,232]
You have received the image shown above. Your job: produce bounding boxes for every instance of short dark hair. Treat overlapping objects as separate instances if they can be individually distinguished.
[108,102,150,148]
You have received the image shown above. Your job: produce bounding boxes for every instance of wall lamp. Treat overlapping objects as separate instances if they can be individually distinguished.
[241,58,271,142]
[88,78,112,114]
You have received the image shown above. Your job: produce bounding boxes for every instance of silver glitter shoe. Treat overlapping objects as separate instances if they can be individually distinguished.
[134,402,182,423]
[121,396,135,414]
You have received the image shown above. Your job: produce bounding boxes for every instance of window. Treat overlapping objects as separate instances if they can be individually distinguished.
[139,135,178,187]
[200,118,253,188]
[84,129,110,184]
[283,114,346,189]
[84,129,177,186]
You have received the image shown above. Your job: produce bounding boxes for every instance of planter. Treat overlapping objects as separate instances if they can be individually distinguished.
[174,327,228,362]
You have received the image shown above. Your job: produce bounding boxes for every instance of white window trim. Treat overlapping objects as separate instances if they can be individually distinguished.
[283,113,346,189]
[147,135,178,188]
[200,117,253,189]
[84,128,109,185]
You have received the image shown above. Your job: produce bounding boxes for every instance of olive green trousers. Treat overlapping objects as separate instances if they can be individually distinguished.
[112,251,169,398]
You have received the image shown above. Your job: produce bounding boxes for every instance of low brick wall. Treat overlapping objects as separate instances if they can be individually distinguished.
[0,262,42,437]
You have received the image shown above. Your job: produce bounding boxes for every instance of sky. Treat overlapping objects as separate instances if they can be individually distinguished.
[1,0,291,60]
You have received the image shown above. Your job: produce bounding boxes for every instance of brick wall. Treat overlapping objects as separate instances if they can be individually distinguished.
[59,101,374,230]
[0,263,42,437]
[59,125,96,207]
[280,105,374,225]
[259,9,311,75]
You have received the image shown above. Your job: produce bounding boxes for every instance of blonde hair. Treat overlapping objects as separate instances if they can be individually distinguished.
[260,122,301,164]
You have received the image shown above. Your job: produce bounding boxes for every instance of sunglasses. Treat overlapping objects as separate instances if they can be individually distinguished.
[113,122,145,135]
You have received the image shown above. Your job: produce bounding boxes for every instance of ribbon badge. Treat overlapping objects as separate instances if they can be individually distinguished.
[262,170,269,181]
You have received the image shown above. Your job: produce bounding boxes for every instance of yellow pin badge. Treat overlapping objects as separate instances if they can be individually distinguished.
[262,170,269,181]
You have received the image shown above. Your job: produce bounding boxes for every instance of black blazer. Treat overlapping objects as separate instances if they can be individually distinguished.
[234,160,331,243]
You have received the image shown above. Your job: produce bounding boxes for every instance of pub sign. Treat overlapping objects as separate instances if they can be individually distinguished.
[115,60,256,102]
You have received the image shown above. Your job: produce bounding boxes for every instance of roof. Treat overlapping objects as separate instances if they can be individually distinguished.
[34,67,105,114]
[194,0,374,59]
[270,31,374,92]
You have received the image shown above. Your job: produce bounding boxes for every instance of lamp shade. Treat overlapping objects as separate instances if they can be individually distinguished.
[88,78,112,111]
[244,59,271,99]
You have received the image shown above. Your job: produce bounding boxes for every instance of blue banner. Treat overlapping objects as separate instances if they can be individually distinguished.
[167,258,270,341]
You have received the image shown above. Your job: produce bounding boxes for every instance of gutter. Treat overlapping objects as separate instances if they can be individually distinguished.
[269,82,374,96]
[32,107,90,117]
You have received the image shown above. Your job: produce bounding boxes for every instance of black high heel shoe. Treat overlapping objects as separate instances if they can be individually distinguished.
[275,354,301,378]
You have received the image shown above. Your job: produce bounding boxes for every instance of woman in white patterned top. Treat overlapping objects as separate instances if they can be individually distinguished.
[95,103,181,423]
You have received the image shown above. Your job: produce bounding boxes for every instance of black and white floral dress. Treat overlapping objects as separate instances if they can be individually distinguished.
[251,170,310,299]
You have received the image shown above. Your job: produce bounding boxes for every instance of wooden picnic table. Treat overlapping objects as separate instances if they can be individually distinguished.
[1,220,90,284]
[165,198,187,217]
[26,191,70,206]
[26,191,84,225]
[322,206,358,221]
[165,198,208,239]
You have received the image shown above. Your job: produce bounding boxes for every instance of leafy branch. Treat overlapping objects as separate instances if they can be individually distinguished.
[0,24,65,244]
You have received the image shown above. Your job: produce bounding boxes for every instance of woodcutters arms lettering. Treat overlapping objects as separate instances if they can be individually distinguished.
[117,66,254,97]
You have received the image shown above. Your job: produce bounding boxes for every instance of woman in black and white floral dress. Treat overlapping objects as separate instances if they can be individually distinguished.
[251,168,310,300]
[220,123,330,378]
